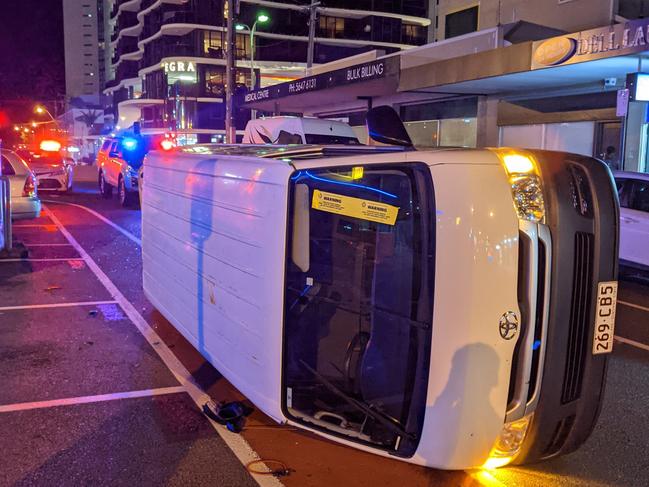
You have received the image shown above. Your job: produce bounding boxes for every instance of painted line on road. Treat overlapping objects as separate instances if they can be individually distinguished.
[12,224,57,228]
[618,300,649,314]
[0,300,118,312]
[0,386,186,414]
[24,243,74,247]
[42,199,142,246]
[0,258,84,264]
[43,206,281,487]
[615,335,649,352]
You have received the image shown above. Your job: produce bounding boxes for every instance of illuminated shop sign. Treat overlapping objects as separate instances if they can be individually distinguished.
[243,58,397,104]
[626,73,649,101]
[532,18,649,69]
[163,60,198,84]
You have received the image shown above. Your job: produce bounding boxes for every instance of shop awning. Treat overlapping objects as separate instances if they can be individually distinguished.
[241,56,400,112]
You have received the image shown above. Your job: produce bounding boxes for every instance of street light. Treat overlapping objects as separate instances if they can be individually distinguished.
[235,13,270,92]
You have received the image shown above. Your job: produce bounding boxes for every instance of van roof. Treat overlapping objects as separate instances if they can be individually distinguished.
[176,143,406,160]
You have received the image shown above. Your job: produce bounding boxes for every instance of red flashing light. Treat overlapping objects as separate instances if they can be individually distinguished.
[160,139,175,151]
[39,140,62,152]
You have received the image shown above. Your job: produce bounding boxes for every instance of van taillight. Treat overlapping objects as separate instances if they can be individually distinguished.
[23,175,36,197]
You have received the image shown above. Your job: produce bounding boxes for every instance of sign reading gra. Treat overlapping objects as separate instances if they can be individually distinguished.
[243,57,397,104]
[532,18,649,69]
[163,60,198,84]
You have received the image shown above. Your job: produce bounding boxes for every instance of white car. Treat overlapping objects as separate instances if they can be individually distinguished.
[142,108,618,470]
[614,171,649,269]
[28,154,73,193]
[1,150,41,220]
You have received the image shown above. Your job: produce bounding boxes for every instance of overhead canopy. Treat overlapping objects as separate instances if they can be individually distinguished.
[241,56,400,112]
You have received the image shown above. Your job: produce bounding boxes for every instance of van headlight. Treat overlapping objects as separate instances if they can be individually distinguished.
[483,413,533,469]
[495,151,546,223]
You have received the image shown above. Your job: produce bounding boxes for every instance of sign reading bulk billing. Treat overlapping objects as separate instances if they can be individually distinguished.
[532,18,649,69]
[163,60,198,84]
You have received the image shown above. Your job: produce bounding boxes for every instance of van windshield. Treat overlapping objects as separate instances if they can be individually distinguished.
[283,163,435,457]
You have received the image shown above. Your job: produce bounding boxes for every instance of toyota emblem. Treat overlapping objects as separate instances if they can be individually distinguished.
[499,311,519,340]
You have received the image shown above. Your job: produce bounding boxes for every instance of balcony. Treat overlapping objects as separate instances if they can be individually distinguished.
[115,60,140,82]
[111,11,139,42]
[140,6,220,41]
[112,36,140,64]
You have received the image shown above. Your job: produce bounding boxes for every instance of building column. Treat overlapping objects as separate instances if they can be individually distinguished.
[476,96,500,148]
[622,101,647,172]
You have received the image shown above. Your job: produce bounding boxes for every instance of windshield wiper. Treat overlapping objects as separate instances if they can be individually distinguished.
[299,360,415,441]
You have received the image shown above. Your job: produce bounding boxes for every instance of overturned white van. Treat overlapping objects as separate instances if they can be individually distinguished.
[142,109,618,470]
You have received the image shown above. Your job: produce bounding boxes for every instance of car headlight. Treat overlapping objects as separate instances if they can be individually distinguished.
[483,413,533,469]
[495,151,546,223]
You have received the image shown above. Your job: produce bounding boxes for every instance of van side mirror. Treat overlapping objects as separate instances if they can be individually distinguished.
[291,184,310,273]
[365,105,413,147]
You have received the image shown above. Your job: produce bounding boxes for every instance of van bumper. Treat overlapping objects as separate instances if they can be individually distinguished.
[515,151,618,463]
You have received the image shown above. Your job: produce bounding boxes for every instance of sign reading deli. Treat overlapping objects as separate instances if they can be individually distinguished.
[311,190,399,226]
[532,18,649,69]
[243,57,397,104]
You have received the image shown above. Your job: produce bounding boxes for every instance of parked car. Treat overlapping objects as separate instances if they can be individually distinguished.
[614,171,649,269]
[18,141,73,192]
[142,107,618,470]
[1,150,41,220]
[97,135,149,207]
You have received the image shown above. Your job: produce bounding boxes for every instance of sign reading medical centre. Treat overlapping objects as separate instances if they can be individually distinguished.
[163,60,198,84]
[243,57,397,105]
[532,18,649,70]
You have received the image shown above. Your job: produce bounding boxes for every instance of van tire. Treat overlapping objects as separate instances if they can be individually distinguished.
[99,172,113,198]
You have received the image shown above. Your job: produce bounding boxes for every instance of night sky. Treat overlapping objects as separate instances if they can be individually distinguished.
[0,0,64,125]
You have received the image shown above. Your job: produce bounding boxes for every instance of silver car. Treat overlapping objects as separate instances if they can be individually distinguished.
[1,150,41,220]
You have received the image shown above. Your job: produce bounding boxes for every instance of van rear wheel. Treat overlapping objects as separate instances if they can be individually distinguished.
[99,172,112,198]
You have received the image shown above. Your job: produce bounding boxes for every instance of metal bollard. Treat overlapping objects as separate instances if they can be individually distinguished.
[1,176,11,252]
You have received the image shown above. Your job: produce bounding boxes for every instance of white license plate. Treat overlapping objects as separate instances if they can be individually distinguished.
[592,281,618,355]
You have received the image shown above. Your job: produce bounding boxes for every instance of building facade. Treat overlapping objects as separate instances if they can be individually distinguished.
[103,0,431,142]
[63,0,105,103]
[243,0,649,174]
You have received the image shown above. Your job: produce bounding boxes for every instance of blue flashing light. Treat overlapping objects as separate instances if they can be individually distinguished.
[122,137,138,150]
[532,339,541,351]
[299,170,398,199]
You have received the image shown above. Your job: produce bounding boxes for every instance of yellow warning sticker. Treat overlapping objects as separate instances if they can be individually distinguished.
[312,190,399,226]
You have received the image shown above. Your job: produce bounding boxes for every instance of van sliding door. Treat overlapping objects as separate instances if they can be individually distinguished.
[283,163,435,457]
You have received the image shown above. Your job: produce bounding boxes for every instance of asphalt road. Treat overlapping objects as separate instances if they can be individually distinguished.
[1,165,648,486]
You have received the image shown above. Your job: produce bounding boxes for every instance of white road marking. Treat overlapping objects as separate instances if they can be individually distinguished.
[11,224,56,227]
[0,300,118,312]
[23,243,74,247]
[0,386,186,413]
[0,258,84,263]
[618,299,649,314]
[43,206,281,487]
[615,335,649,352]
[42,199,142,246]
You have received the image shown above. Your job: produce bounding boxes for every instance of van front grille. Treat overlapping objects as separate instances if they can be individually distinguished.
[561,232,594,404]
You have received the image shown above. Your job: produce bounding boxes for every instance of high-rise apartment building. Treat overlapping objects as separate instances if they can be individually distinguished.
[63,0,105,103]
[104,0,431,142]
